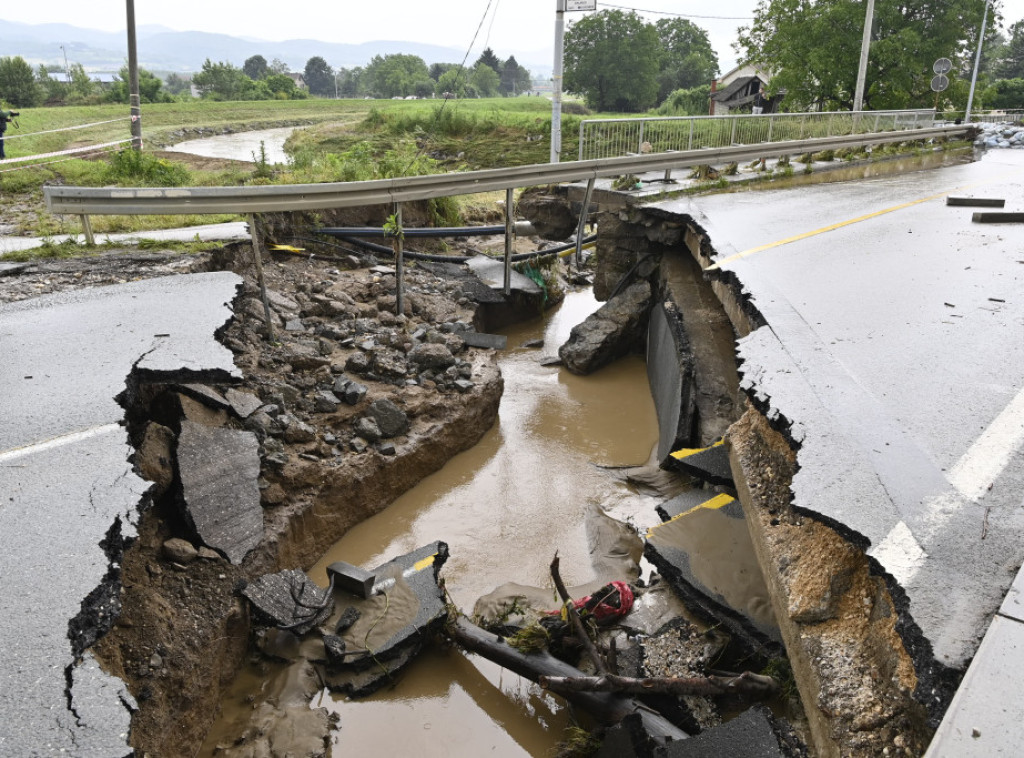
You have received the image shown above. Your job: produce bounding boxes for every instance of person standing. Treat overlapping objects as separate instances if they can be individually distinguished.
[752,85,767,115]
[0,104,19,159]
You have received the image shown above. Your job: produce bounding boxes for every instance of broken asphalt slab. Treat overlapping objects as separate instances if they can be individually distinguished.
[665,440,734,487]
[645,494,781,649]
[0,272,241,754]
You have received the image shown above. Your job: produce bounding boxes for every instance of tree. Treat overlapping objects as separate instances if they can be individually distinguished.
[654,18,718,101]
[243,55,270,81]
[336,67,365,97]
[997,20,1024,79]
[476,47,502,73]
[164,73,192,96]
[564,10,660,111]
[500,55,532,96]
[437,67,469,97]
[471,62,500,97]
[269,58,290,75]
[737,0,989,110]
[107,65,167,104]
[265,73,300,99]
[304,56,334,96]
[987,76,1024,107]
[192,59,251,100]
[36,64,68,104]
[0,56,41,107]
[364,54,431,98]
[430,62,456,81]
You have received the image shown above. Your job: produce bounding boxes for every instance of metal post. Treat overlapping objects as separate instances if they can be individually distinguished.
[248,214,276,342]
[730,116,737,145]
[80,215,95,245]
[965,0,991,123]
[503,188,513,296]
[126,0,142,150]
[688,120,694,150]
[853,0,875,111]
[638,120,645,153]
[767,115,774,142]
[578,120,585,161]
[574,176,596,268]
[551,0,566,163]
[394,202,404,316]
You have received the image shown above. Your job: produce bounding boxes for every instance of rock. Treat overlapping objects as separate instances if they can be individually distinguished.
[370,348,409,381]
[351,438,368,453]
[261,483,287,506]
[355,417,382,442]
[408,343,457,371]
[314,391,340,413]
[176,421,263,565]
[369,398,409,438]
[281,343,329,371]
[332,376,351,395]
[197,547,222,561]
[379,442,397,456]
[454,379,475,393]
[281,416,317,444]
[518,186,579,240]
[163,538,198,564]
[136,422,175,498]
[322,634,347,666]
[225,388,263,419]
[559,281,652,375]
[344,382,368,405]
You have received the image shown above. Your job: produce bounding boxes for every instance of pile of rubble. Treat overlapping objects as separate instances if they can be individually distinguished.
[973,122,1024,148]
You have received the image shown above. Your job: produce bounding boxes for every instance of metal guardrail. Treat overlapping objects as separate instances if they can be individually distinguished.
[45,125,969,217]
[578,109,937,161]
[940,109,1024,123]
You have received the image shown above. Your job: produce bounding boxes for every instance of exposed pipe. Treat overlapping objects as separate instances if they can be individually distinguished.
[316,221,536,238]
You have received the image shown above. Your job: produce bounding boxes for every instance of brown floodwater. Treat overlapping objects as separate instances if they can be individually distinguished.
[308,287,664,757]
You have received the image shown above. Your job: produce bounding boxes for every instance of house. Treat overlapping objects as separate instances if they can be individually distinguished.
[710,63,782,115]
[284,72,306,89]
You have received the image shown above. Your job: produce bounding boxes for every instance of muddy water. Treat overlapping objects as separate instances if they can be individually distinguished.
[305,288,663,756]
[166,125,300,164]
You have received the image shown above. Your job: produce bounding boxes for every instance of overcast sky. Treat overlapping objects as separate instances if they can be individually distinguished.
[4,0,1023,75]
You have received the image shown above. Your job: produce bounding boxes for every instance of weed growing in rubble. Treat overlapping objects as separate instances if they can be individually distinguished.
[554,726,601,757]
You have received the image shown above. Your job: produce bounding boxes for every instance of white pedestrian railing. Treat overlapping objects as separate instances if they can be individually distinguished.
[578,109,937,161]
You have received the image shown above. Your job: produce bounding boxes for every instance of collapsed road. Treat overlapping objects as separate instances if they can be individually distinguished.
[1,139,1021,756]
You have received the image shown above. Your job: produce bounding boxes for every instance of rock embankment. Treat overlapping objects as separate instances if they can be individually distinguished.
[973,122,1024,148]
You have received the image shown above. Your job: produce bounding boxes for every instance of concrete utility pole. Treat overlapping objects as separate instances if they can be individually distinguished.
[965,0,991,123]
[126,0,142,150]
[852,0,875,111]
[551,0,566,163]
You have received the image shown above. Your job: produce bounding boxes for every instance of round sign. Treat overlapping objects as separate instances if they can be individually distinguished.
[933,57,953,74]
[931,73,950,92]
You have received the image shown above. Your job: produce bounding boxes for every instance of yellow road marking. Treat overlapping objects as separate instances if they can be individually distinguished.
[705,171,1022,271]
[413,554,437,572]
[670,438,724,461]
[646,493,735,539]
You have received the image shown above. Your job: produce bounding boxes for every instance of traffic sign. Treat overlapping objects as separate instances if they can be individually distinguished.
[933,58,953,75]
[566,0,597,9]
[931,74,950,92]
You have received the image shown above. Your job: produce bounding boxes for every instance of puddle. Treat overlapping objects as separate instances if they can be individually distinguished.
[166,125,301,164]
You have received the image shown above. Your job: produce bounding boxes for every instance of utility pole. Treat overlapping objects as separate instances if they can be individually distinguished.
[126,0,142,150]
[965,0,991,123]
[852,0,875,111]
[59,45,71,84]
[551,0,566,163]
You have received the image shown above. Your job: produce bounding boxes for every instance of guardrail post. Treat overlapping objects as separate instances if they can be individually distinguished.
[874,112,880,131]
[578,121,585,161]
[394,202,404,316]
[730,117,738,145]
[575,176,596,269]
[638,120,646,153]
[80,215,95,245]
[504,188,513,296]
[688,120,694,150]
[767,115,774,142]
[247,213,276,342]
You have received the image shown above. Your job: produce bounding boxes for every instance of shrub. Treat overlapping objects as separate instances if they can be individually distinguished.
[104,149,190,186]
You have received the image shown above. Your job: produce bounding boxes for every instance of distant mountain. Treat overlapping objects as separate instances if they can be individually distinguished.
[0,19,552,76]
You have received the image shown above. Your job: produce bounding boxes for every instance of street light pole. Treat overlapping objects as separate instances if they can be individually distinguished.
[852,0,875,111]
[551,0,566,163]
[965,0,991,123]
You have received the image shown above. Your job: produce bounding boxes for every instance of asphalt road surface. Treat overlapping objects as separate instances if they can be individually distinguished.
[664,149,1024,670]
[0,272,241,756]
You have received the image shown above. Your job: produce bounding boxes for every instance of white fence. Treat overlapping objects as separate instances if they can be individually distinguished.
[578,110,937,161]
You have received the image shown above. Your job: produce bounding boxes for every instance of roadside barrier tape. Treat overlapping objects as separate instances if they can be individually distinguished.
[0,144,126,173]
[0,139,132,166]
[2,117,131,141]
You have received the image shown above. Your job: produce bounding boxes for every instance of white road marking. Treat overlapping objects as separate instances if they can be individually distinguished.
[873,384,1024,586]
[0,424,123,463]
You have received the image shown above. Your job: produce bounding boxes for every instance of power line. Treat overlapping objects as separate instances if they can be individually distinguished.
[597,2,753,20]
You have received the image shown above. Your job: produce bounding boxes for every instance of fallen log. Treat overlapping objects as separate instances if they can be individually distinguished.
[448,616,689,744]
[550,555,608,675]
[539,671,780,699]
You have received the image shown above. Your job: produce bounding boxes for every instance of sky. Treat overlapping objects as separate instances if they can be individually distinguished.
[4,0,1024,75]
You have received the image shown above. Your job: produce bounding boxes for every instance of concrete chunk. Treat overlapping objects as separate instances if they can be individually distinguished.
[655,706,787,757]
[225,388,263,419]
[176,420,262,564]
[461,331,508,350]
[326,561,376,599]
[242,569,334,635]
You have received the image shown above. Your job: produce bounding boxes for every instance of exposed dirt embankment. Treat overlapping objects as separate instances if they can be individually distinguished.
[73,244,506,756]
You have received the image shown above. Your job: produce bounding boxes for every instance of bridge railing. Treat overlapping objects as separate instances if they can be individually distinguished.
[578,109,936,161]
